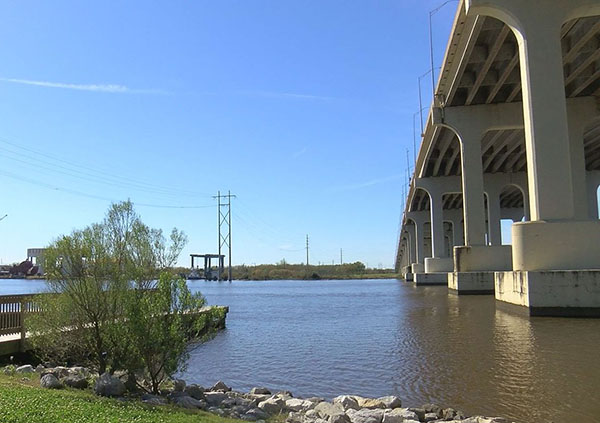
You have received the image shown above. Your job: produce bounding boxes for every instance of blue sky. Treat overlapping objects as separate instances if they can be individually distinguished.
[0,1,457,268]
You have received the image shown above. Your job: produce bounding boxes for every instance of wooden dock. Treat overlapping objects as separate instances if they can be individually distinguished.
[0,293,228,356]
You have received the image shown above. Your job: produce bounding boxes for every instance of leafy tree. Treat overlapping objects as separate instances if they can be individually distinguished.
[27,201,209,389]
[123,273,217,393]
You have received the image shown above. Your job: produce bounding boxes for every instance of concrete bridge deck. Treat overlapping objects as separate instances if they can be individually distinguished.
[396,0,600,316]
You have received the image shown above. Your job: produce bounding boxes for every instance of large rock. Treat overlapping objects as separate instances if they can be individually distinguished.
[172,395,205,409]
[330,414,351,423]
[424,413,438,422]
[441,408,458,420]
[173,379,186,392]
[231,404,252,415]
[286,411,305,423]
[16,365,34,373]
[333,395,360,411]
[184,384,205,400]
[244,407,269,421]
[315,402,345,419]
[422,404,443,418]
[407,408,425,422]
[211,380,232,392]
[64,376,88,389]
[377,396,401,409]
[40,374,62,389]
[382,409,419,423]
[286,398,317,412]
[251,387,272,395]
[461,418,507,423]
[53,366,71,378]
[94,372,126,397]
[348,408,384,423]
[141,394,168,405]
[258,396,285,414]
[68,367,90,377]
[353,397,387,409]
[205,391,227,406]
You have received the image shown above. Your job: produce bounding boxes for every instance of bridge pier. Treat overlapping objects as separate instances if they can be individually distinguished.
[466,0,600,315]
[434,104,524,294]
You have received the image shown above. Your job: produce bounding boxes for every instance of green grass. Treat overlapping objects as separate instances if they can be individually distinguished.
[0,374,241,423]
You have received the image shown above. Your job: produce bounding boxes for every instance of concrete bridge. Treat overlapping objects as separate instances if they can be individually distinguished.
[395,0,600,316]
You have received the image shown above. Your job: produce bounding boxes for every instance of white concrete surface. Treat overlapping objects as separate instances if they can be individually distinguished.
[414,272,448,285]
[512,220,600,271]
[424,257,454,273]
[453,245,512,272]
[448,271,495,294]
[495,270,600,316]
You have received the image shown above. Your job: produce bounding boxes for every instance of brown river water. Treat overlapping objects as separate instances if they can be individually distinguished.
[4,278,600,422]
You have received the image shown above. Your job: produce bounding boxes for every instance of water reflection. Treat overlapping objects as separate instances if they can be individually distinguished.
[2,279,600,422]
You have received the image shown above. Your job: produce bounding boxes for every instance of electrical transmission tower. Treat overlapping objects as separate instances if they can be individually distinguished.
[213,191,236,281]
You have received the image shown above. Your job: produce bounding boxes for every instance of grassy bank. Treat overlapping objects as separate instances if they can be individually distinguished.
[0,374,240,423]
[172,262,398,281]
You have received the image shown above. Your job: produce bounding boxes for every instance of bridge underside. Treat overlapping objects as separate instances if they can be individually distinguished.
[396,0,600,316]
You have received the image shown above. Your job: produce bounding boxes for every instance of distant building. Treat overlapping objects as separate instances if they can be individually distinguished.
[27,248,46,275]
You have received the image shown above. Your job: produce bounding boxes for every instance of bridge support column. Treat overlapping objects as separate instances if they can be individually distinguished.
[424,191,453,278]
[434,103,523,293]
[406,212,427,276]
[407,210,447,285]
[413,180,454,284]
[467,0,600,315]
[400,228,415,281]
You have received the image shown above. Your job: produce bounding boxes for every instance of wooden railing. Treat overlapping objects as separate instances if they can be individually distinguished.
[0,294,43,338]
[0,293,228,355]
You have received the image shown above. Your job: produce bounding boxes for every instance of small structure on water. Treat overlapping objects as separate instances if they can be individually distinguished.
[189,254,225,281]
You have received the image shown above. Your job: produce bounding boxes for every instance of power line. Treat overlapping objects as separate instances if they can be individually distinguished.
[0,169,216,209]
[0,136,213,198]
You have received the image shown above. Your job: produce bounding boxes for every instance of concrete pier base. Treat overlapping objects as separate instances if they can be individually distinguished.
[425,257,453,273]
[495,270,600,317]
[411,263,424,273]
[454,245,512,272]
[414,272,448,285]
[448,271,495,294]
[405,273,414,282]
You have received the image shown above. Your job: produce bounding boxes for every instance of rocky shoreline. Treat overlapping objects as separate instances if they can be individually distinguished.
[5,364,512,423]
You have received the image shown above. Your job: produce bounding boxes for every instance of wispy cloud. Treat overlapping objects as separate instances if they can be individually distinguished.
[0,77,168,94]
[237,89,334,102]
[336,174,404,191]
[292,147,307,159]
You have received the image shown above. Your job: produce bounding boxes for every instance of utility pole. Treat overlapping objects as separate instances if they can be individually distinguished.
[340,248,343,265]
[305,235,309,267]
[213,191,236,281]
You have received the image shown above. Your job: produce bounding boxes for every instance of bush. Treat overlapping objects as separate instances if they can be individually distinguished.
[27,201,210,393]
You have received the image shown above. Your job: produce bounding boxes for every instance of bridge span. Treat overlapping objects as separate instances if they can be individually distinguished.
[396,0,600,316]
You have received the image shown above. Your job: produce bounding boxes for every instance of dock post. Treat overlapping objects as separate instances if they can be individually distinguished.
[19,297,26,352]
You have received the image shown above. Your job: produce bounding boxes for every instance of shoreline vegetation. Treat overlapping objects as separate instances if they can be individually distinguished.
[0,263,399,282]
[181,262,398,281]
[0,368,512,423]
